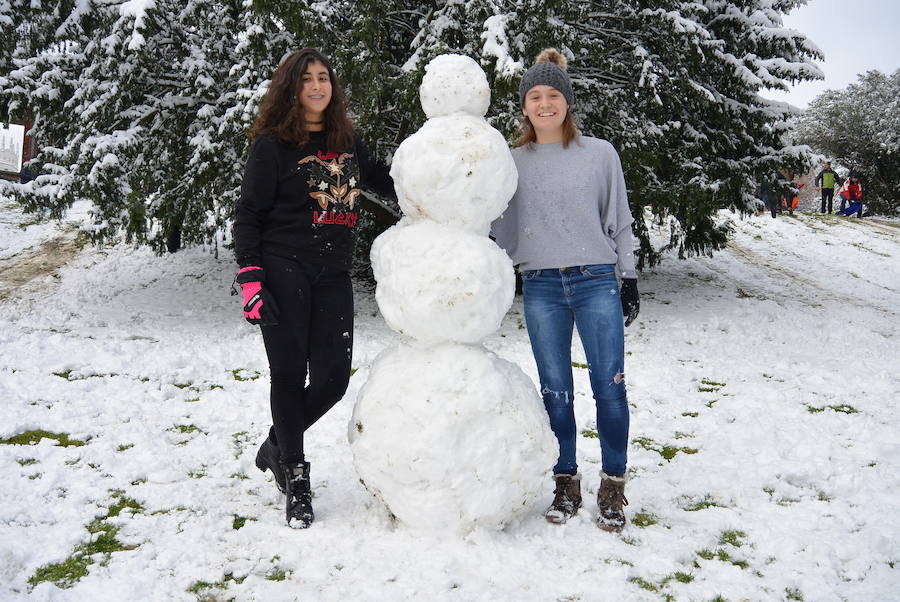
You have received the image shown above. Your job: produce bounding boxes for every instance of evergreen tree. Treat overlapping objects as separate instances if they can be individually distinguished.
[2,0,824,268]
[796,70,900,215]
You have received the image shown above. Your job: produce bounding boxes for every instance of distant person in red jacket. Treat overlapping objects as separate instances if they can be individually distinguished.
[837,173,863,217]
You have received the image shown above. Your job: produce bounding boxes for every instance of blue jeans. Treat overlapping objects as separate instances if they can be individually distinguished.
[522,265,629,477]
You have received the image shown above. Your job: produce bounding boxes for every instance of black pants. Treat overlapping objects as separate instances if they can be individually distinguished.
[260,254,353,464]
[820,188,834,213]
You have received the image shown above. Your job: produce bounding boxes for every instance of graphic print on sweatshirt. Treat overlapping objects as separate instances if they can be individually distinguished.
[300,150,361,228]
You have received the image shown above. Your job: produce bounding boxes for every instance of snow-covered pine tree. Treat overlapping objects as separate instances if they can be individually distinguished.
[367,0,823,266]
[796,69,900,215]
[1,1,249,250]
[4,0,825,265]
[544,0,823,264]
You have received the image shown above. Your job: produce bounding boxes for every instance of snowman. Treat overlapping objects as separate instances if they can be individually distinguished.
[348,54,557,532]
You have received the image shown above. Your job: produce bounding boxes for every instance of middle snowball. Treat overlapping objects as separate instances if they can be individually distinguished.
[371,220,515,344]
[390,115,518,235]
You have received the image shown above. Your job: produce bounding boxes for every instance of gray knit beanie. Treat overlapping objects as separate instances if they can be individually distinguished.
[518,59,574,107]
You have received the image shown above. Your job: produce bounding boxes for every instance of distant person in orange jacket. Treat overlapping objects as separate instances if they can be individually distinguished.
[782,181,800,214]
[837,173,863,217]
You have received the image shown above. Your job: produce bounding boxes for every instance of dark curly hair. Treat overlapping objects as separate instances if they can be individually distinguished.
[249,48,355,152]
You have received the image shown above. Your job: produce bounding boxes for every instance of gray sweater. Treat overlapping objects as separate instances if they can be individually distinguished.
[491,136,637,278]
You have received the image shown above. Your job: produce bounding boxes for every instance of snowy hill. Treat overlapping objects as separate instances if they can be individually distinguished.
[1,204,898,601]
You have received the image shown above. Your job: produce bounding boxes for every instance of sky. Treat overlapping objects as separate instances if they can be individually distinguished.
[767,0,900,109]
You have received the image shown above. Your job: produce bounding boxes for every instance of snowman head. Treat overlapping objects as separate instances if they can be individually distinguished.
[419,54,491,119]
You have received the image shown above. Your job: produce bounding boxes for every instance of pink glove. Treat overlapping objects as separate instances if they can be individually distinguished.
[235,266,280,325]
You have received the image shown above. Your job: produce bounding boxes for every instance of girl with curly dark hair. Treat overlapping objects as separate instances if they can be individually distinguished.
[233,48,395,528]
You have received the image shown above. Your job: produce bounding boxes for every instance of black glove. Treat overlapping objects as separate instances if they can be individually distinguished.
[620,278,639,327]
[234,266,280,326]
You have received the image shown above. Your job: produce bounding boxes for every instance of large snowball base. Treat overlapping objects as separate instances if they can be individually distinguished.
[349,343,557,533]
[371,220,514,344]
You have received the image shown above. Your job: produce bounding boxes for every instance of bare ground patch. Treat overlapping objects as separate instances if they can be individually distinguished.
[0,229,82,300]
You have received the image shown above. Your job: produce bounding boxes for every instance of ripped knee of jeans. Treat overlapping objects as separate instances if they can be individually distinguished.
[611,372,625,385]
[541,387,573,405]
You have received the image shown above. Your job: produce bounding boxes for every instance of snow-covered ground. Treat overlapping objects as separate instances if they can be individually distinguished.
[1,205,898,601]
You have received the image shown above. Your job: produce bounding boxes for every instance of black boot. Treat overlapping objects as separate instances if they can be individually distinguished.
[596,472,629,532]
[545,473,582,524]
[254,428,285,493]
[282,461,314,529]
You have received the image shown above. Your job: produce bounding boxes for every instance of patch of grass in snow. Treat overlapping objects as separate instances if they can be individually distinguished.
[173,424,206,435]
[117,443,134,452]
[699,378,725,392]
[350,368,358,376]
[681,411,699,418]
[173,382,192,389]
[679,495,723,511]
[670,572,693,584]
[231,431,251,457]
[232,515,256,530]
[27,491,141,589]
[106,490,144,517]
[785,587,804,600]
[736,287,765,300]
[187,575,244,598]
[53,370,120,381]
[572,361,589,369]
[632,510,658,527]
[231,368,260,381]
[265,566,288,581]
[806,404,858,414]
[693,531,750,571]
[230,472,249,480]
[628,576,658,593]
[188,466,207,479]
[633,436,698,460]
[17,457,38,466]
[150,505,188,515]
[0,430,87,447]
[817,491,832,502]
[718,530,746,547]
[581,428,599,439]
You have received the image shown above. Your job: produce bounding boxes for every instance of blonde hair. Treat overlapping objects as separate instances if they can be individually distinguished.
[514,48,579,149]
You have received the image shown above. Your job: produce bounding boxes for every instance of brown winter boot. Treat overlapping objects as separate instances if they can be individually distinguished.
[596,472,629,532]
[545,473,582,524]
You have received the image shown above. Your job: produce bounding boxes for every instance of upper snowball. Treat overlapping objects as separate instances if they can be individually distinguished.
[420,54,490,118]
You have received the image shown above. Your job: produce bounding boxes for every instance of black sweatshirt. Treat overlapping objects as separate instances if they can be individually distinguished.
[233,130,395,269]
